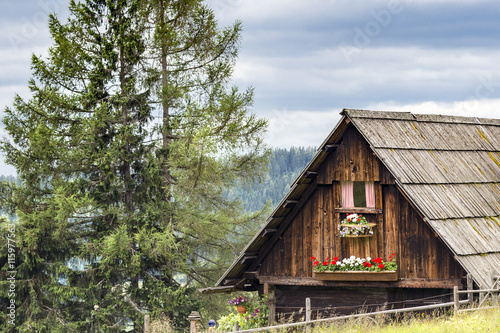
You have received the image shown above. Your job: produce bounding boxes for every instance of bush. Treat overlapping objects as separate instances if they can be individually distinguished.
[217,296,269,330]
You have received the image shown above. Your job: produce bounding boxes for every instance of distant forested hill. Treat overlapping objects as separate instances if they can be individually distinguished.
[229,146,316,212]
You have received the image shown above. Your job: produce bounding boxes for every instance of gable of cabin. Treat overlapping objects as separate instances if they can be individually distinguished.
[257,124,464,287]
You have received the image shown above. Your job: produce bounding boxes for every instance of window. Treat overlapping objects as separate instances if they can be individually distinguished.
[341,181,375,208]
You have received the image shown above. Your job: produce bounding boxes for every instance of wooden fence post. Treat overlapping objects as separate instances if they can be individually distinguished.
[492,271,499,306]
[305,298,311,333]
[144,314,150,333]
[479,291,485,304]
[467,273,473,307]
[188,311,201,333]
[453,286,459,316]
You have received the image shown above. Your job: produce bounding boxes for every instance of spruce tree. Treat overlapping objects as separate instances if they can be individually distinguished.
[0,0,268,331]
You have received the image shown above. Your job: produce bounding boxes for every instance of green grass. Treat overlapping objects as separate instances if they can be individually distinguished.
[308,307,500,333]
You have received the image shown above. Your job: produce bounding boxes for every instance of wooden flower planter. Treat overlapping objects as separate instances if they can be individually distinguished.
[314,270,397,282]
[340,223,377,238]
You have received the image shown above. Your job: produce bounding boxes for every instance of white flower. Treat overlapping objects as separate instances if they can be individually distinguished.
[366,257,371,261]
[350,255,356,260]
[336,261,341,265]
[341,263,345,267]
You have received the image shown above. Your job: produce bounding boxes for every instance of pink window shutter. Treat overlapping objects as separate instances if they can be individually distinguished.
[341,181,354,207]
[365,181,375,208]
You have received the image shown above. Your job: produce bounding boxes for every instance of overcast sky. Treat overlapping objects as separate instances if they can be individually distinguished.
[1,0,500,175]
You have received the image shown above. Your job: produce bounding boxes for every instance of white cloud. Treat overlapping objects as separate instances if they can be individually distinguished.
[264,109,343,148]
[367,99,500,120]
[264,98,500,149]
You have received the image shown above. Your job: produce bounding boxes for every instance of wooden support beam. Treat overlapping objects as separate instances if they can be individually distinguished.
[240,255,258,265]
[197,285,235,294]
[234,278,247,289]
[467,274,473,306]
[223,278,240,285]
[282,200,299,209]
[244,271,259,280]
[261,228,277,237]
[304,171,318,178]
[264,283,276,326]
[333,207,383,214]
[323,144,339,152]
[243,283,258,292]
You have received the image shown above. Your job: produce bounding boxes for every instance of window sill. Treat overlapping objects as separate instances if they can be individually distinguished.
[334,207,382,214]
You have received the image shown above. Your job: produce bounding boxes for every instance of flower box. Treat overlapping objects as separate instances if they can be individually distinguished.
[314,270,398,282]
[338,214,376,237]
[340,223,377,237]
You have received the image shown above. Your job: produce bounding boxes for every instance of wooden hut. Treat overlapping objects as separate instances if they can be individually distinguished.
[207,109,500,319]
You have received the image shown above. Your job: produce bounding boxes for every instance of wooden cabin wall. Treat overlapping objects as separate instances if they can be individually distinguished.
[274,286,453,320]
[258,124,464,285]
[275,286,389,319]
[317,126,380,184]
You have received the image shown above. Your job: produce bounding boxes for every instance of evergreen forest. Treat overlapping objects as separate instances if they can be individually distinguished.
[229,146,316,212]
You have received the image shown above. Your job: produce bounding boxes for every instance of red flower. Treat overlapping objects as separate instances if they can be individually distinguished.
[363,262,368,267]
[392,253,395,256]
[312,260,319,266]
[378,264,385,269]
[333,256,339,261]
[326,257,329,261]
[323,261,328,266]
[331,260,337,265]
[311,256,316,261]
[367,263,372,267]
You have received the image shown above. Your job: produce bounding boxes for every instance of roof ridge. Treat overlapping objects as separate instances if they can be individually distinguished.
[343,109,500,125]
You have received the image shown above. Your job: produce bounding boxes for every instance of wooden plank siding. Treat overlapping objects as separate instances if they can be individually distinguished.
[274,285,454,319]
[275,286,389,319]
[258,124,465,287]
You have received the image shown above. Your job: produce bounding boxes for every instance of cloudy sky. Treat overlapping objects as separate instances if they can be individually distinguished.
[1,0,500,175]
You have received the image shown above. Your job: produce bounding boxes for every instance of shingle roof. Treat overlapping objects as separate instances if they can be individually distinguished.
[215,109,500,289]
[347,109,500,288]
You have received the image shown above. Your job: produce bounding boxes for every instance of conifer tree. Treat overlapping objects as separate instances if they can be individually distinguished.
[0,0,268,331]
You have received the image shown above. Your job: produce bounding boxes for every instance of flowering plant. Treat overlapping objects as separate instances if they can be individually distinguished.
[219,296,269,330]
[338,213,374,237]
[228,296,249,306]
[311,254,397,272]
